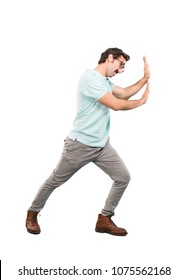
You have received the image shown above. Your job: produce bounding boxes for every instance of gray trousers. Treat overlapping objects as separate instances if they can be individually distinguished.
[29,137,131,216]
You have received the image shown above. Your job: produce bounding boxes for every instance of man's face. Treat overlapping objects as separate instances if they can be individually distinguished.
[107,55,126,77]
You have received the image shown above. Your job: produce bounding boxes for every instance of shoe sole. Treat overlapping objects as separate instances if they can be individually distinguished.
[26,228,41,234]
[95,228,127,236]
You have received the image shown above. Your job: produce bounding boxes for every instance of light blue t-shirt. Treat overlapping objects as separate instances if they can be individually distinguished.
[69,69,116,147]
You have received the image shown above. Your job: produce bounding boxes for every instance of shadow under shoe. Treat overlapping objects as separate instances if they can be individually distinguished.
[95,214,128,236]
[26,210,41,234]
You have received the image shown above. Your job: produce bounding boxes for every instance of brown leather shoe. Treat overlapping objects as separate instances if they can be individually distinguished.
[95,214,128,236]
[26,210,41,234]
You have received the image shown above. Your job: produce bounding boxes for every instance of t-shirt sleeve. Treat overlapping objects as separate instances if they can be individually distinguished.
[83,73,110,101]
[107,79,116,92]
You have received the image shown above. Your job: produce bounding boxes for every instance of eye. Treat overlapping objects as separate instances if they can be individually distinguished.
[116,59,125,68]
[120,62,125,68]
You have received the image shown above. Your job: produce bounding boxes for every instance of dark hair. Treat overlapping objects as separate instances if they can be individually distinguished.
[98,47,130,64]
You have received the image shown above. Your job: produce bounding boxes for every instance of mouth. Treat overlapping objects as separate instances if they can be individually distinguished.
[109,70,119,78]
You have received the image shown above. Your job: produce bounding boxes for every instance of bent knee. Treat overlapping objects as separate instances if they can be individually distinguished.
[115,170,131,186]
[119,171,131,185]
[123,171,131,184]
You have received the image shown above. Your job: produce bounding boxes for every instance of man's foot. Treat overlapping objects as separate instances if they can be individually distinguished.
[95,214,128,236]
[26,210,41,234]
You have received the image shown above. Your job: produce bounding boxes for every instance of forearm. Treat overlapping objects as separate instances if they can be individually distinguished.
[117,80,150,111]
[115,97,144,111]
[112,76,148,100]
[99,81,150,111]
[122,76,148,99]
[112,56,150,101]
[114,80,150,110]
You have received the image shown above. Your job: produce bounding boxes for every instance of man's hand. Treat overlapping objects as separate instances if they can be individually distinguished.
[143,56,150,80]
[141,81,150,104]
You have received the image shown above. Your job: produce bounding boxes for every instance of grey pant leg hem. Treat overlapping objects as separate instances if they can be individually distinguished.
[101,209,114,217]
[28,206,42,213]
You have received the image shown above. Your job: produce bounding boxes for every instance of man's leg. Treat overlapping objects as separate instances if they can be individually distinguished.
[93,140,131,216]
[26,137,92,234]
[93,140,130,236]
[29,138,87,213]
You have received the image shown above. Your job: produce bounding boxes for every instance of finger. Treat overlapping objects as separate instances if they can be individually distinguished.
[143,56,147,63]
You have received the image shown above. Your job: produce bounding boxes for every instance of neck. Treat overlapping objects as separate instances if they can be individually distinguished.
[95,64,107,77]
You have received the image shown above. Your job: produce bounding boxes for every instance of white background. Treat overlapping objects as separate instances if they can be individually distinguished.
[0,0,187,279]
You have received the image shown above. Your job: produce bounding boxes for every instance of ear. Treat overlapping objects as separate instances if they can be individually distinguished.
[107,54,114,62]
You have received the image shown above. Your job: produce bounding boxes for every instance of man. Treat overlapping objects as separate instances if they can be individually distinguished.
[26,47,150,236]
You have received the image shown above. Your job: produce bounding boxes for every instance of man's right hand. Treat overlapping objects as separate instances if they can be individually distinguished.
[141,81,150,104]
[143,56,150,80]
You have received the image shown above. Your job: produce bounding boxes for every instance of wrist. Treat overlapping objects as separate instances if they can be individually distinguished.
[142,76,148,83]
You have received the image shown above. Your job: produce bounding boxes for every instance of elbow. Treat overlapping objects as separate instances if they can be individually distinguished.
[112,104,120,111]
[113,106,120,111]
[112,100,122,111]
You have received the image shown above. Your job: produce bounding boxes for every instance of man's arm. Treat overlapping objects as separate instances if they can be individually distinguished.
[112,56,150,100]
[99,81,150,111]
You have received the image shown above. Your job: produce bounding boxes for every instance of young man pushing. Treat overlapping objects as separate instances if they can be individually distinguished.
[26,47,150,236]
